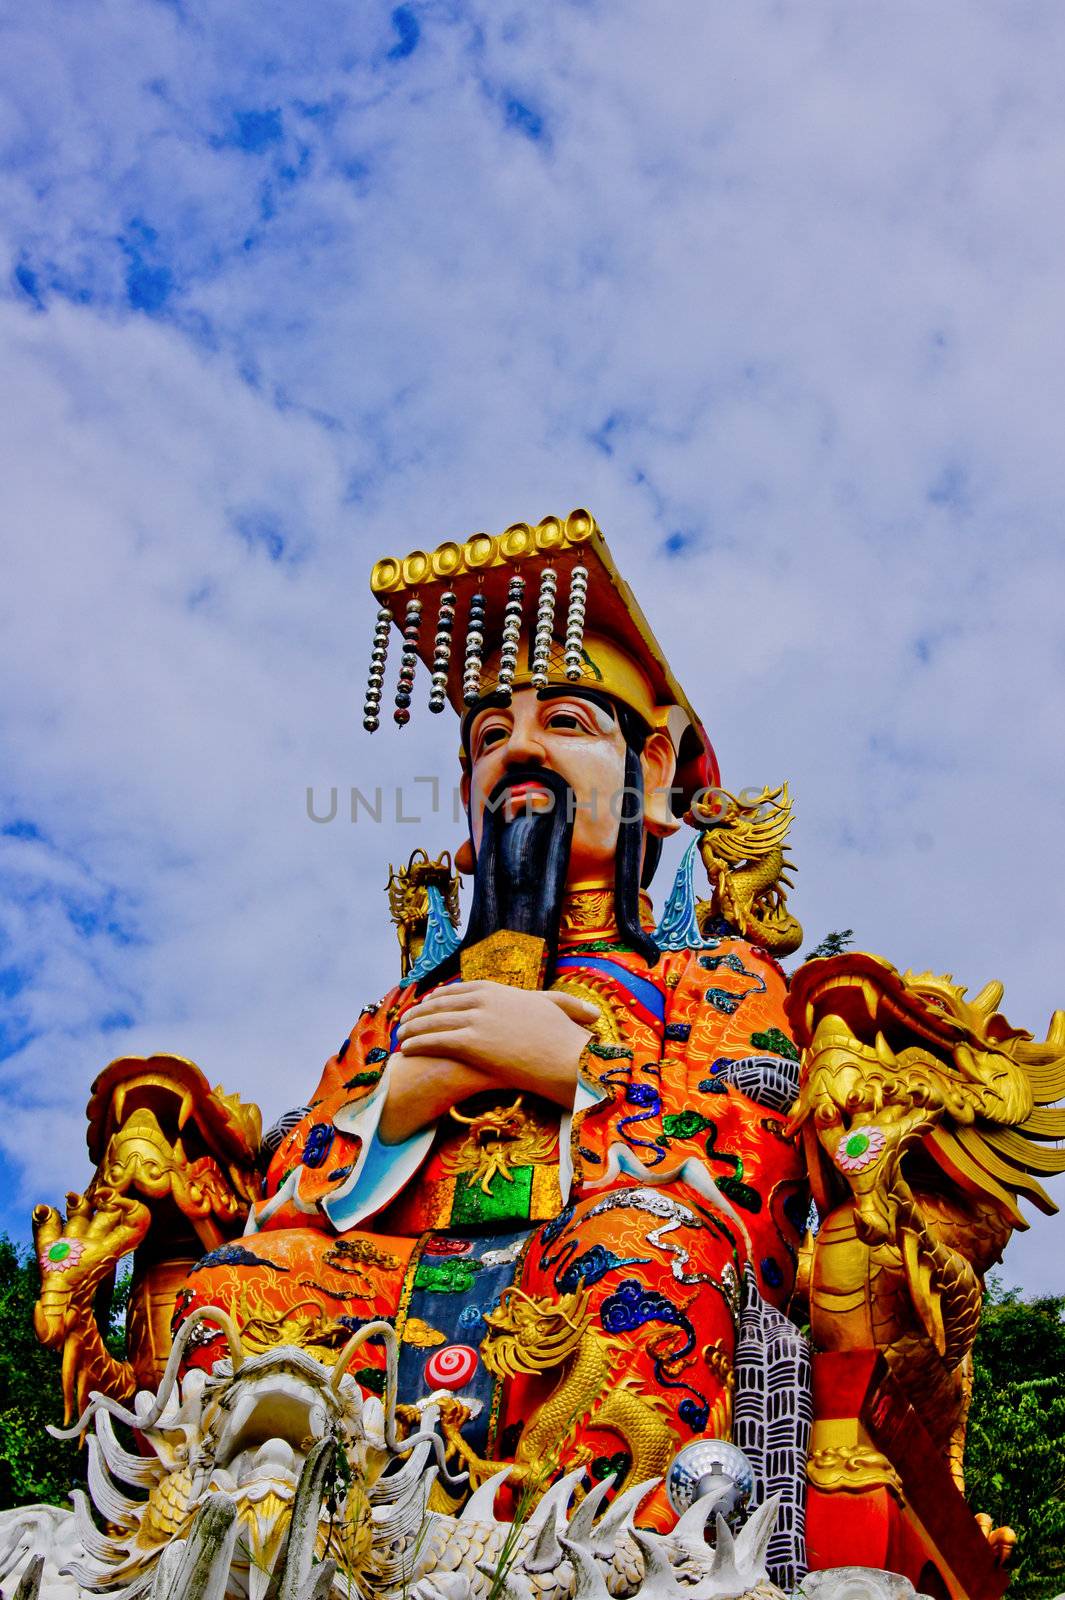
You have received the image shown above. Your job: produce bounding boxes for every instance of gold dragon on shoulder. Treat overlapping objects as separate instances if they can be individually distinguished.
[386,848,461,977]
[691,784,803,956]
[786,952,1065,1490]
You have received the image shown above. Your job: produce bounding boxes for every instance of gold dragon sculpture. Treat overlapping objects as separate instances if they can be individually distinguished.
[690,784,803,957]
[32,1054,262,1422]
[386,848,461,978]
[785,952,1065,1492]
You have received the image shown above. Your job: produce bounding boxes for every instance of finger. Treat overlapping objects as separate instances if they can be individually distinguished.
[396,1011,469,1041]
[548,993,602,1025]
[400,990,480,1023]
[32,1205,61,1251]
[63,1192,93,1236]
[428,981,492,997]
[399,1028,475,1059]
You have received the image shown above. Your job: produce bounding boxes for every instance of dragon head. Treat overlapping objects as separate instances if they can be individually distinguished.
[786,951,1065,1236]
[691,783,794,863]
[480,1284,592,1379]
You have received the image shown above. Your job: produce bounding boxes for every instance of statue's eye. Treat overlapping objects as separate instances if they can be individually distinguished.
[546,711,582,732]
[475,724,509,755]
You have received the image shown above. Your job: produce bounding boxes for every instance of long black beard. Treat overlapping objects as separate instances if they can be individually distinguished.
[460,765,574,984]
[416,709,663,991]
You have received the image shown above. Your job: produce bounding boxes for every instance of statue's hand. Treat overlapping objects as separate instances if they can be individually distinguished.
[396,980,599,1107]
[378,1054,491,1144]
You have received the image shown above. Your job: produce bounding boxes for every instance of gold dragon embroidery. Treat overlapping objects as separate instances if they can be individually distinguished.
[432,1284,674,1496]
[441,1097,558,1193]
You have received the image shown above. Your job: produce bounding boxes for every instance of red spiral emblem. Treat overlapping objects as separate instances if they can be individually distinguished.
[424,1344,478,1390]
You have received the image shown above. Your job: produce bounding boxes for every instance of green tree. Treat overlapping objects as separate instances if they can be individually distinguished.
[803,929,854,961]
[964,1277,1065,1600]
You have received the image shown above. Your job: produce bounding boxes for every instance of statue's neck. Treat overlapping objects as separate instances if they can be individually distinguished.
[559,881,655,942]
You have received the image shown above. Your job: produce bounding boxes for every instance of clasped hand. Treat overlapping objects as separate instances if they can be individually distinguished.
[378,980,599,1145]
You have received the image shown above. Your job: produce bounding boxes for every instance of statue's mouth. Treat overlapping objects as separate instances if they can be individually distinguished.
[210,1347,352,1477]
[502,779,555,818]
[787,951,964,1068]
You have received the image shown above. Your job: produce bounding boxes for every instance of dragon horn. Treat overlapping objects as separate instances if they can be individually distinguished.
[329,1317,397,1394]
[971,980,1005,1018]
[671,1478,739,1553]
[627,1526,676,1586]
[589,1477,660,1549]
[1046,1009,1065,1049]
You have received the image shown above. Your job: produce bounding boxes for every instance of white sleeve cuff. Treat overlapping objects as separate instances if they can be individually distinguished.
[321,1064,435,1232]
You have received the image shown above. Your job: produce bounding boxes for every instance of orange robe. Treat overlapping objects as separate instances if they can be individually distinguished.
[175,927,807,1519]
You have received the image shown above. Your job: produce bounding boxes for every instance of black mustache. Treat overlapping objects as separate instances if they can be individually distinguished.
[484,763,571,810]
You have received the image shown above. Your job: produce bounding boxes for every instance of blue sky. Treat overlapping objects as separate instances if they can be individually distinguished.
[2,0,1065,1289]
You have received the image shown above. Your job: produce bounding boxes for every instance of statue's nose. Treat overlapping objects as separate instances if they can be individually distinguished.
[499,720,549,764]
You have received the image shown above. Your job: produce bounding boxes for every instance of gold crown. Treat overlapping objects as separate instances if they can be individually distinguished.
[362,510,719,806]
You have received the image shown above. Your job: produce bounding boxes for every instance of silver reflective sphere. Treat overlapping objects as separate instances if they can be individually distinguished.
[665,1439,755,1521]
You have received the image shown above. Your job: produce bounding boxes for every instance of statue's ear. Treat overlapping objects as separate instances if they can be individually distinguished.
[641,728,681,838]
[456,768,476,873]
[455,838,476,874]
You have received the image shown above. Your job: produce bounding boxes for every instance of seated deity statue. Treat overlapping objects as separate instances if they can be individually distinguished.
[30,515,1065,1600]
[171,526,811,1530]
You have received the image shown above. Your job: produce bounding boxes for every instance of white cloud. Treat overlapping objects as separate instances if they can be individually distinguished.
[1,0,1064,1290]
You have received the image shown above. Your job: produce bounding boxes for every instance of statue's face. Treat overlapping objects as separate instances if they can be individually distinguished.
[465,688,630,884]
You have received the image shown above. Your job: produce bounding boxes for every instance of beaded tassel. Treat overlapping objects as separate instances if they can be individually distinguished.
[462,590,487,707]
[531,568,557,689]
[393,596,422,726]
[564,564,588,680]
[363,604,392,732]
[497,574,525,698]
[429,589,457,713]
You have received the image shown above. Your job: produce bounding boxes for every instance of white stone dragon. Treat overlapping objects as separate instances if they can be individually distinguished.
[0,1308,923,1600]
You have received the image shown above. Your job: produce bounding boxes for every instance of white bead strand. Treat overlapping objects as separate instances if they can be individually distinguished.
[531,568,557,689]
[462,590,488,708]
[363,605,392,732]
[563,564,588,681]
[428,589,457,713]
[497,574,525,698]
